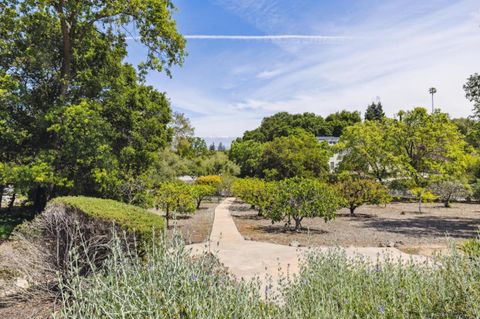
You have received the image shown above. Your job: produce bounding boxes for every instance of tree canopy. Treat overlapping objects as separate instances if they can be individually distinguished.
[364,102,385,121]
[0,0,186,211]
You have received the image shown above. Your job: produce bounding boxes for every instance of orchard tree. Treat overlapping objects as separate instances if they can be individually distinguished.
[337,175,391,215]
[156,182,195,228]
[267,178,345,231]
[409,187,437,213]
[429,180,470,208]
[0,0,185,211]
[231,178,275,215]
[191,184,216,209]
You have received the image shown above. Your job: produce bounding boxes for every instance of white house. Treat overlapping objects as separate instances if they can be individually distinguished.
[317,136,344,171]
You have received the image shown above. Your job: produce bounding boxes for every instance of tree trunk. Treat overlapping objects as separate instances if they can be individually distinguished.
[350,206,356,216]
[444,195,451,208]
[0,185,4,209]
[58,0,72,98]
[196,198,201,209]
[258,207,263,217]
[166,207,170,229]
[293,217,303,232]
[31,186,49,213]
[418,198,422,213]
[7,192,15,211]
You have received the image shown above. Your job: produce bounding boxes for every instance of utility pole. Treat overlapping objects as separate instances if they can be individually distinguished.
[429,87,437,113]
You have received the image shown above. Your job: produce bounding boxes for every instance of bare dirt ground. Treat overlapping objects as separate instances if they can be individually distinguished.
[153,200,220,244]
[0,300,52,319]
[231,200,480,255]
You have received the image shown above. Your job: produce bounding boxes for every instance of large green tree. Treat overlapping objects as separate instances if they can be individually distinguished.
[260,129,331,180]
[338,120,398,183]
[393,108,470,189]
[0,0,186,211]
[325,110,362,137]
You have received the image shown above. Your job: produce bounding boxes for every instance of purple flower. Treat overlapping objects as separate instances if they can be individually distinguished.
[378,305,385,314]
[191,274,198,282]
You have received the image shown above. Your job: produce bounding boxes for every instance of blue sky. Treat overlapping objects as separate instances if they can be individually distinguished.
[127,0,480,138]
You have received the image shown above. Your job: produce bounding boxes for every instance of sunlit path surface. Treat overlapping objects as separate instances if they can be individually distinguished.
[188,198,427,283]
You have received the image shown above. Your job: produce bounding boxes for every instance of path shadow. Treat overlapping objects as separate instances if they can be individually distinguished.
[229,204,254,212]
[252,224,329,235]
[336,213,376,219]
[231,213,264,221]
[363,216,480,239]
[173,215,193,220]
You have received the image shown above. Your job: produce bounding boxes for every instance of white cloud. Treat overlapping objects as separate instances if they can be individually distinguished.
[152,0,480,137]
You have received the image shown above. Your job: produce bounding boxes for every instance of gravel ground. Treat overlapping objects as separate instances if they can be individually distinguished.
[231,200,480,253]
[153,200,220,244]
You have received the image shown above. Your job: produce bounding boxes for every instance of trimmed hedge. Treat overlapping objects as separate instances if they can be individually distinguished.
[51,196,165,239]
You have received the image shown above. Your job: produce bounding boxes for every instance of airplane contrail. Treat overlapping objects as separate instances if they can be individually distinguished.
[126,35,353,41]
[184,35,353,41]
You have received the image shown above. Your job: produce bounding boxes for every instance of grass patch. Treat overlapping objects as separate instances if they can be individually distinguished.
[0,206,35,241]
[51,196,165,239]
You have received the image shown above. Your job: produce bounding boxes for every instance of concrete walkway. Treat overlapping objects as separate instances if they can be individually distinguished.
[188,198,427,282]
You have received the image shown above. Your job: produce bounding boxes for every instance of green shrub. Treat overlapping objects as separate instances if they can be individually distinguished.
[11,197,165,296]
[52,196,165,240]
[460,238,480,258]
[281,250,480,318]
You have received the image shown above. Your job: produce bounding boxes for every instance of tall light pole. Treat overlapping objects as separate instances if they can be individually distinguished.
[429,87,437,113]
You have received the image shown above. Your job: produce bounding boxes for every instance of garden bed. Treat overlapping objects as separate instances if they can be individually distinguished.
[231,200,480,253]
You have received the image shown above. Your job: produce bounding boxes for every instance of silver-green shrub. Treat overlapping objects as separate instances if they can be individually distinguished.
[54,234,278,318]
[280,249,480,318]
[55,236,480,319]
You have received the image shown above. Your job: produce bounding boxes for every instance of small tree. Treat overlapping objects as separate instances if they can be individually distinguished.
[191,184,216,209]
[410,187,437,213]
[429,180,470,207]
[156,183,196,228]
[337,176,391,215]
[196,175,223,195]
[267,178,345,231]
[231,178,275,215]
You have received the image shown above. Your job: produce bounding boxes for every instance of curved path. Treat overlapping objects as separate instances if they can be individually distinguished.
[188,198,426,282]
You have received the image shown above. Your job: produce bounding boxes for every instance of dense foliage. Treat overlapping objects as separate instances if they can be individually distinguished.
[0,0,185,211]
[364,102,385,121]
[339,108,471,191]
[337,175,391,215]
[52,196,165,238]
[155,182,196,228]
[231,129,331,180]
[266,178,345,231]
